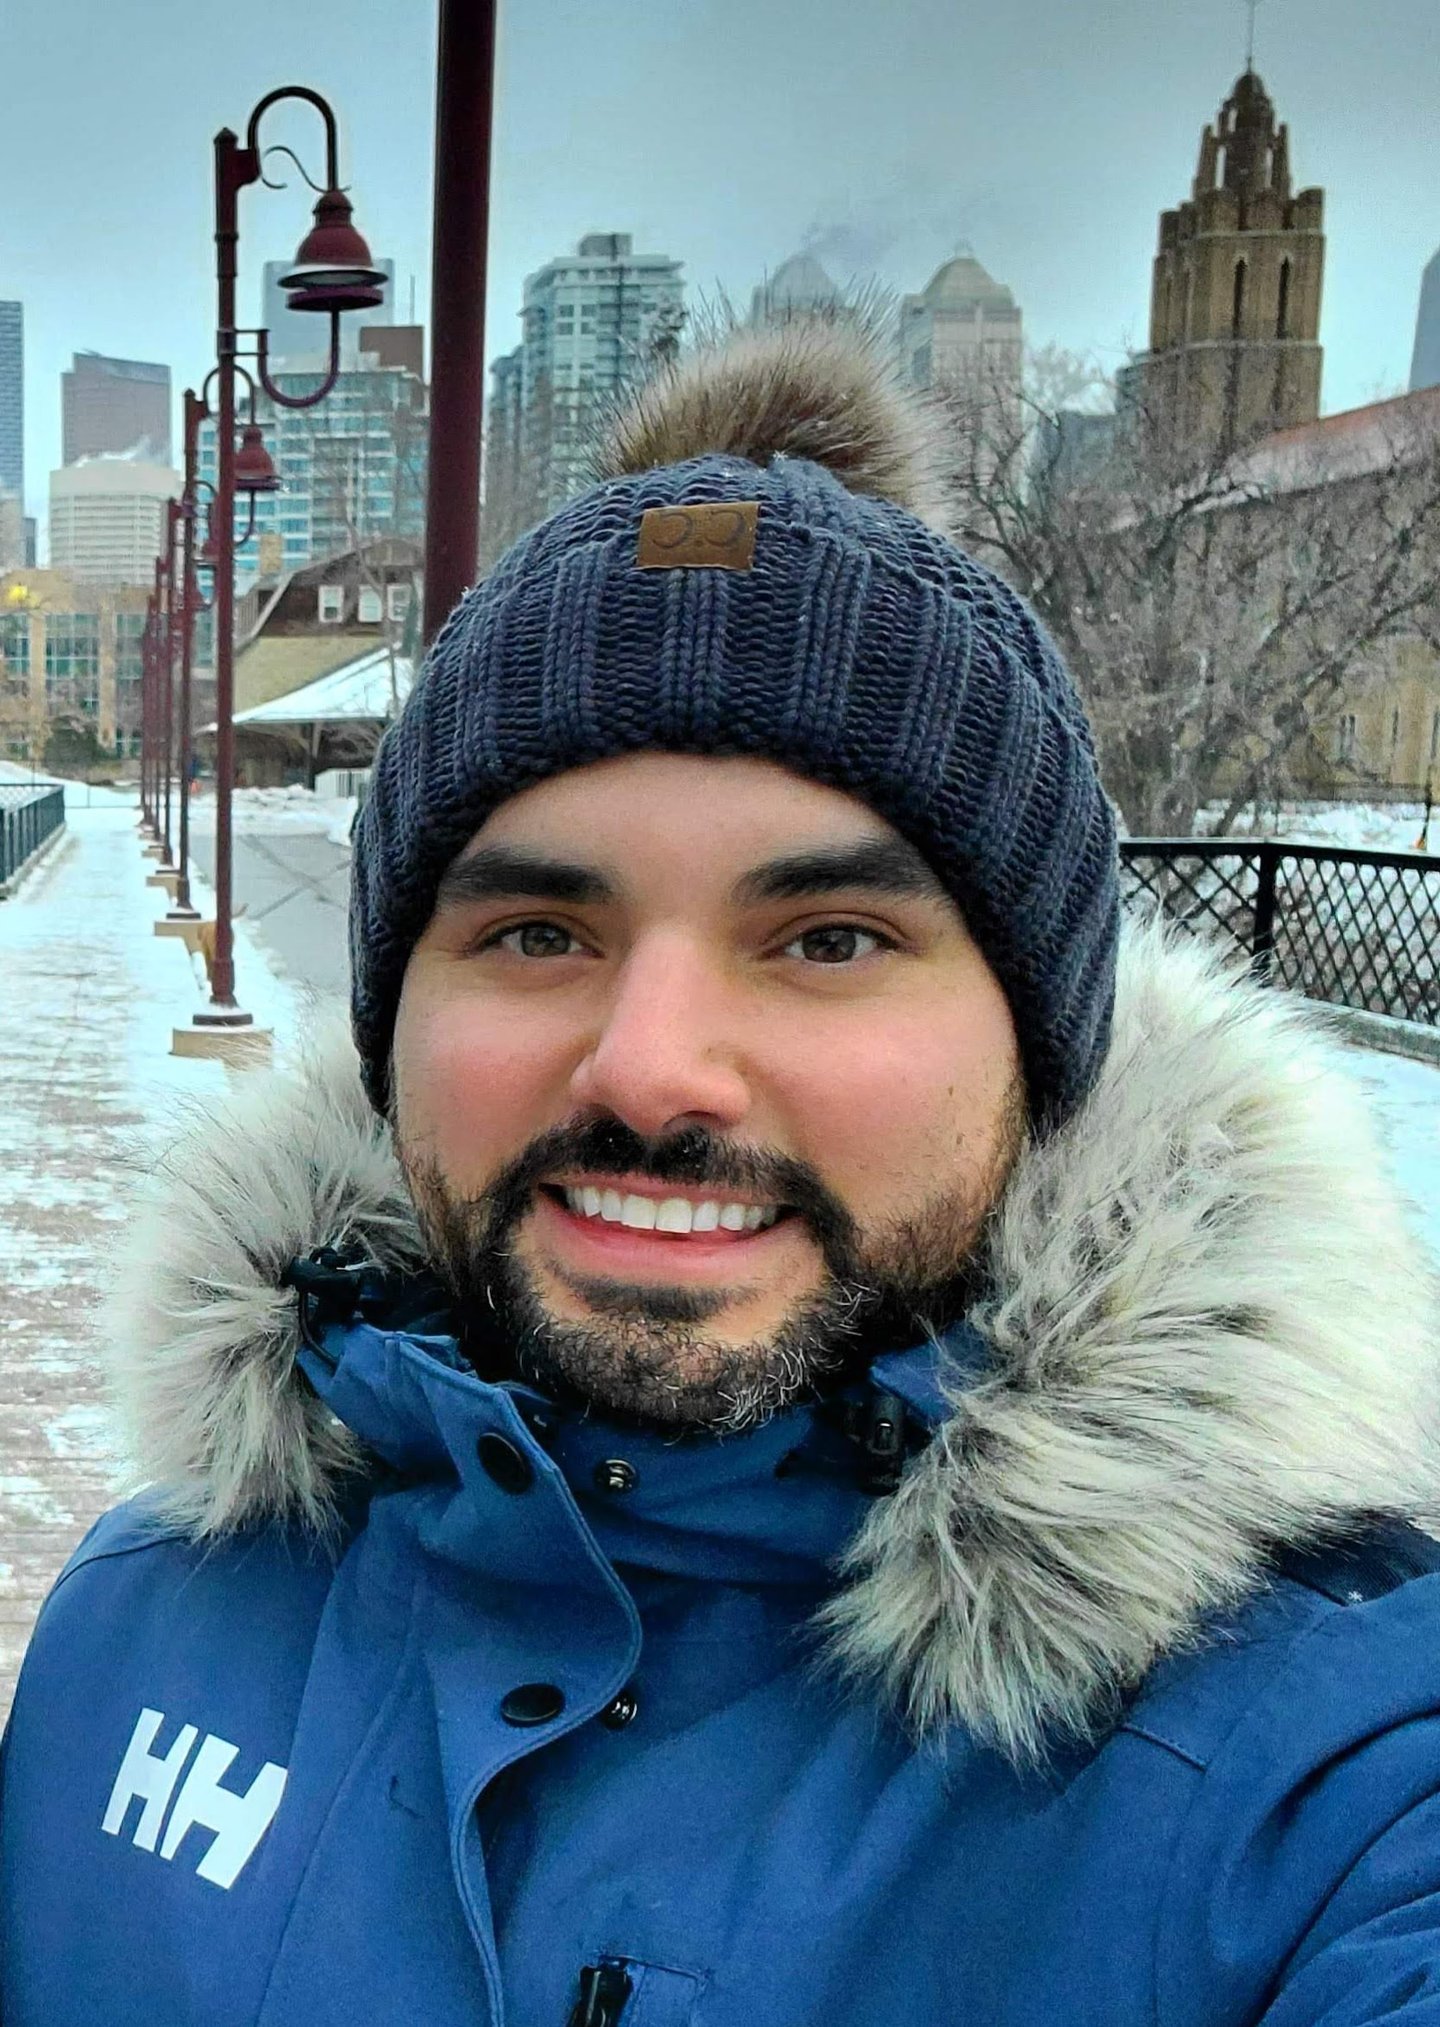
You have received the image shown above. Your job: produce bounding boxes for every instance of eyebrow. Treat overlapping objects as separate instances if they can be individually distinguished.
[732,837,951,907]
[433,845,616,913]
[432,834,952,917]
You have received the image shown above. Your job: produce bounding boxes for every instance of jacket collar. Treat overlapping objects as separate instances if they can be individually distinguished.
[103,920,1440,1761]
[298,1311,882,1591]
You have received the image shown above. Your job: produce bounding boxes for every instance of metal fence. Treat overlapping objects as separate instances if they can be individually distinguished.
[1120,837,1440,1024]
[0,786,66,891]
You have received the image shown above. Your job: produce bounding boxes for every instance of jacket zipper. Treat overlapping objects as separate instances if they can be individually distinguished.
[567,1960,633,2027]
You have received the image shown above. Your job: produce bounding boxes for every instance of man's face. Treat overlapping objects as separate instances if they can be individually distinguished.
[391,753,1025,1430]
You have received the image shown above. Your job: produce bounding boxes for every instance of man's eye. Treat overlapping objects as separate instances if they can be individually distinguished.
[783,925,887,965]
[489,921,579,958]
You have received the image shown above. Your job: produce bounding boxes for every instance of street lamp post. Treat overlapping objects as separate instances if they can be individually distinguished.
[166,390,207,923]
[156,516,179,874]
[140,591,162,849]
[180,86,383,1055]
[423,0,497,646]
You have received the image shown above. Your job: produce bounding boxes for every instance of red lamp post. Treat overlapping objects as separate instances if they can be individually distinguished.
[186,87,383,1049]
[162,389,213,924]
[139,597,156,838]
[423,0,497,647]
[155,507,181,874]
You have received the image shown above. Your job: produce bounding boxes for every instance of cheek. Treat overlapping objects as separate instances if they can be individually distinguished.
[774,997,1019,1202]
[392,984,575,1185]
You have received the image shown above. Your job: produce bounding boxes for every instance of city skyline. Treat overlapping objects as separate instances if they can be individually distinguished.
[1,0,1436,529]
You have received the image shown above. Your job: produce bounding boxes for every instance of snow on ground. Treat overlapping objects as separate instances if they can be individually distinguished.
[1344,1047,1440,1264]
[1201,800,1435,854]
[187,783,359,848]
[0,793,309,1710]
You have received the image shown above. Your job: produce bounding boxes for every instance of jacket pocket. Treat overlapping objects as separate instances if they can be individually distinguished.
[567,1955,706,2027]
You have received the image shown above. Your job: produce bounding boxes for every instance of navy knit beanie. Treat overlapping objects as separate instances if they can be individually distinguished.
[351,324,1119,1130]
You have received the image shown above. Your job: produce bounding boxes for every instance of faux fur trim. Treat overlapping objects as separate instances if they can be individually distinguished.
[593,321,954,536]
[106,1017,429,1539]
[821,923,1440,1756]
[102,929,1440,1757]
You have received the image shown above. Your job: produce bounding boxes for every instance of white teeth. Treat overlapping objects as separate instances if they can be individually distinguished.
[560,1188,781,1234]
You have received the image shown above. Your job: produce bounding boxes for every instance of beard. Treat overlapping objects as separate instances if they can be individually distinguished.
[395,1104,1023,1436]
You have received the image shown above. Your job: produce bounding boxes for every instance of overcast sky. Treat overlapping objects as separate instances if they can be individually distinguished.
[2,0,1436,523]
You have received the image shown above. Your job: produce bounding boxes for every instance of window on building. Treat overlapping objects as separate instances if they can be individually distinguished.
[386,582,411,624]
[1391,706,1402,757]
[0,611,30,686]
[44,614,101,717]
[318,584,344,623]
[357,585,383,624]
[1336,713,1357,764]
[1277,259,1291,340]
[1429,707,1440,768]
[1231,259,1247,338]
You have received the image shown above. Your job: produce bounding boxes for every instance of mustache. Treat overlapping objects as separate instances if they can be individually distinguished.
[480,1116,858,1257]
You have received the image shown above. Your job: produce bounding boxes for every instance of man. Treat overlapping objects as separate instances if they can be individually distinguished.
[3,323,1440,2025]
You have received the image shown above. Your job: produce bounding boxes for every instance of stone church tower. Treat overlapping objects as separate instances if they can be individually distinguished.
[1134,70,1324,454]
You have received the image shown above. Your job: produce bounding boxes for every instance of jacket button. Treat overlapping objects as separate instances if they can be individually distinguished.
[477,1432,535,1494]
[500,1683,566,1727]
[594,1458,638,1494]
[599,1687,639,1730]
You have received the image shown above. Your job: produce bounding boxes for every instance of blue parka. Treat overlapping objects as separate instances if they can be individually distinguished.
[5,927,1440,2025]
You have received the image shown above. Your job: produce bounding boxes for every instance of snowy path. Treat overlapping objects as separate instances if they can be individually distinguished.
[0,795,303,1712]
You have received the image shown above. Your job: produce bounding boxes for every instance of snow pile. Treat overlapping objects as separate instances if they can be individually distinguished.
[1201,801,1435,855]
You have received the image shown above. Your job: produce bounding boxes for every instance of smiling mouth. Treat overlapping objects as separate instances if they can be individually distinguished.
[539,1182,794,1239]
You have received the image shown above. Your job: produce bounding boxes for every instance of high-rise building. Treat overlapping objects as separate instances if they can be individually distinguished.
[260,258,397,368]
[0,302,23,508]
[489,233,685,517]
[1409,248,1440,393]
[1124,69,1324,454]
[61,353,172,465]
[48,454,182,586]
[751,253,841,326]
[898,249,1023,399]
[198,337,427,574]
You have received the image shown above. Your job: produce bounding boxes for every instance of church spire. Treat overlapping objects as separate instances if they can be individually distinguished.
[1131,68,1325,452]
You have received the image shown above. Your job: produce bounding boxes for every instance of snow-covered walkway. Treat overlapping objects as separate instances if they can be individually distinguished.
[0,793,304,1711]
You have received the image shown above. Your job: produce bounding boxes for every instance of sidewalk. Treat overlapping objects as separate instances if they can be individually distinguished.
[0,792,307,1713]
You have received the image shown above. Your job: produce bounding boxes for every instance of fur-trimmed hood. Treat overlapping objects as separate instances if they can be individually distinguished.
[104,922,1440,1759]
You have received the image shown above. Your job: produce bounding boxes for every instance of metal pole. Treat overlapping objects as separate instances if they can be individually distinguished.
[203,126,249,1023]
[139,611,150,830]
[142,598,157,835]
[157,532,176,869]
[422,0,497,647]
[172,392,203,918]
[1252,840,1278,986]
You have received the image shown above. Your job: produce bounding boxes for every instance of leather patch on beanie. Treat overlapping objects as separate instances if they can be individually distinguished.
[636,501,759,571]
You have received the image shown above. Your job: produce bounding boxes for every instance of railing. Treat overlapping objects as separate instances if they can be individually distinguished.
[0,786,66,891]
[1120,838,1440,1024]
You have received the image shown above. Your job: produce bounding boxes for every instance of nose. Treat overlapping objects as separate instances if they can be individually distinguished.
[568,933,752,1139]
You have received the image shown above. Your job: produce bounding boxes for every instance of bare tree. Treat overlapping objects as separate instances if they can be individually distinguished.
[309,386,426,722]
[939,350,1440,835]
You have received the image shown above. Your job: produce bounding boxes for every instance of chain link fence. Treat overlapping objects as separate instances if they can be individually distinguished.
[1120,838,1440,1024]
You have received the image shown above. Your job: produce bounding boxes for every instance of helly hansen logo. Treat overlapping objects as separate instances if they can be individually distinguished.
[102,1707,288,1890]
